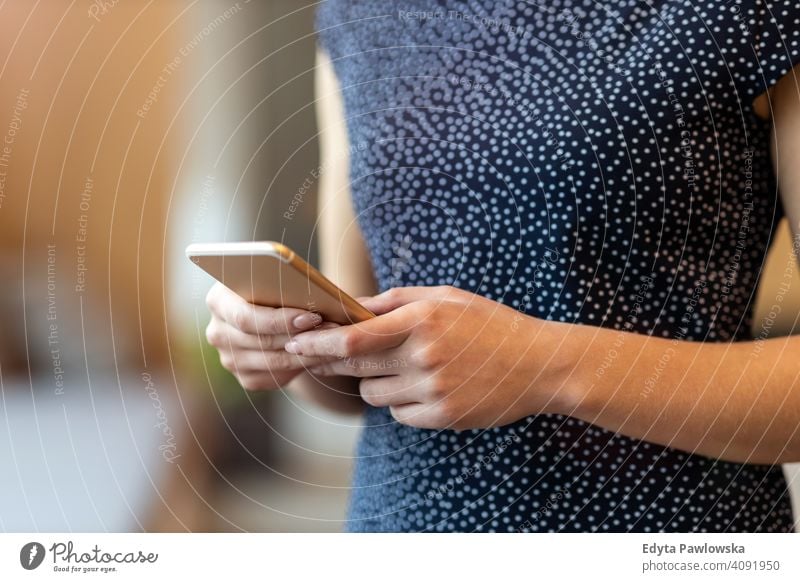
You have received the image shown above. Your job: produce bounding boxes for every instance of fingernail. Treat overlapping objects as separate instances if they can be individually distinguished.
[285,340,302,354]
[293,313,322,331]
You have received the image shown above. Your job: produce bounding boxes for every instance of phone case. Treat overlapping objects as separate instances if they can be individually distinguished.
[186,241,375,325]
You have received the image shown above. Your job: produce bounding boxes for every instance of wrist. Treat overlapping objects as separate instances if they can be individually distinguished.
[560,323,638,422]
[529,317,595,417]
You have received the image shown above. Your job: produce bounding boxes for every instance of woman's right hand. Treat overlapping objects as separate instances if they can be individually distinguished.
[204,282,336,391]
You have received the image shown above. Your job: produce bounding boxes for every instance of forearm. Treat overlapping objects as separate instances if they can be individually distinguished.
[560,323,800,464]
[286,371,365,416]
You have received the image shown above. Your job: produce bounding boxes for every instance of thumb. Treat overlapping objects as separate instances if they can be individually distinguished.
[360,286,461,314]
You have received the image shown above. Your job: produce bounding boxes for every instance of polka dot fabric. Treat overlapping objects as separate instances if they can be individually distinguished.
[315,0,800,532]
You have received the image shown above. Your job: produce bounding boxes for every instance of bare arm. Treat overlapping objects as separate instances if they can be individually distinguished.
[283,48,378,415]
[563,67,800,464]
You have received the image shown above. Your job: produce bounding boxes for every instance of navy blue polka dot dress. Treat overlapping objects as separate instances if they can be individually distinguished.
[315,0,800,532]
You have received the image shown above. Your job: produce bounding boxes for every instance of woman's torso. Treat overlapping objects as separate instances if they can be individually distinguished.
[316,0,796,532]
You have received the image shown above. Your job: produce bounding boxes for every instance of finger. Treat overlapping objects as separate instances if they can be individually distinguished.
[206,283,322,334]
[359,376,421,407]
[206,319,292,351]
[218,348,337,374]
[307,351,410,378]
[361,286,466,314]
[389,403,446,429]
[235,370,294,392]
[284,310,412,358]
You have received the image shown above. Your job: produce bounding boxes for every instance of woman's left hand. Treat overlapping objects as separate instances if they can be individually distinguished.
[284,286,579,430]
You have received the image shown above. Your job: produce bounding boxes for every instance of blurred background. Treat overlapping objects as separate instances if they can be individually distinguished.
[0,0,797,532]
[0,0,358,533]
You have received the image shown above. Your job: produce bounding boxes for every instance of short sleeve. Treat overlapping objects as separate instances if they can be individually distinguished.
[751,0,800,96]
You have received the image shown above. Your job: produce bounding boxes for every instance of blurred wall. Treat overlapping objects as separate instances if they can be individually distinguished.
[167,0,361,532]
[169,0,320,334]
[0,1,219,532]
[0,0,186,377]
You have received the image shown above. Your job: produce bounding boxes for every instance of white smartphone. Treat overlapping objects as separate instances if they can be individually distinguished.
[186,241,375,325]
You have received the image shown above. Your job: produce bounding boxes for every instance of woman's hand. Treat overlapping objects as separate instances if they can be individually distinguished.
[205,283,339,391]
[284,286,578,429]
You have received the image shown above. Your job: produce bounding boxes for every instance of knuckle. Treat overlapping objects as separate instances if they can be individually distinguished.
[231,307,247,331]
[388,406,406,425]
[205,322,221,346]
[269,351,294,371]
[312,362,333,376]
[383,287,402,302]
[256,334,278,351]
[219,352,235,371]
[342,360,363,377]
[411,345,442,370]
[425,374,450,399]
[361,392,379,407]
[412,301,439,324]
[276,314,294,335]
[258,311,282,335]
[237,375,255,390]
[432,401,457,427]
[239,375,271,391]
[341,332,361,356]
[360,386,383,407]
[435,285,453,297]
[429,299,451,320]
